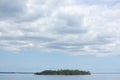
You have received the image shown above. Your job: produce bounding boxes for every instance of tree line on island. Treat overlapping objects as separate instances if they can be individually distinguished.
[35,69,91,75]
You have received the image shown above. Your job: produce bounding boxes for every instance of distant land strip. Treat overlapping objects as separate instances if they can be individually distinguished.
[0,72,34,74]
[92,72,120,74]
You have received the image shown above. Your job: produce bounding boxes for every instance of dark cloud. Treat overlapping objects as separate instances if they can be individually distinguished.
[0,0,27,20]
[52,13,87,34]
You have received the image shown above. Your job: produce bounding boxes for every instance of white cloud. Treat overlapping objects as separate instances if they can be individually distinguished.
[0,0,120,56]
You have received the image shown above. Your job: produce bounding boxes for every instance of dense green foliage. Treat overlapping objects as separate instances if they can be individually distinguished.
[35,69,91,75]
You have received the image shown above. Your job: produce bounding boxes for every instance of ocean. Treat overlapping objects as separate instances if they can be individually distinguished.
[0,74,120,80]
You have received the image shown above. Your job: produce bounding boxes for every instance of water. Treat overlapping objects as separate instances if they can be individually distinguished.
[0,74,120,80]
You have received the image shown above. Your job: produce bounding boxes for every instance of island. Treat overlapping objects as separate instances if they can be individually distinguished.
[34,69,91,75]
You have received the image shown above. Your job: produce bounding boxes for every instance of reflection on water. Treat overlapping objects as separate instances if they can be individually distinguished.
[0,74,120,80]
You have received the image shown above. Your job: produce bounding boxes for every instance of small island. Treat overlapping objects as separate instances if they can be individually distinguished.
[35,69,91,75]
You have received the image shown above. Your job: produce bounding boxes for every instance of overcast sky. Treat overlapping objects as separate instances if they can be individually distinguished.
[0,0,120,72]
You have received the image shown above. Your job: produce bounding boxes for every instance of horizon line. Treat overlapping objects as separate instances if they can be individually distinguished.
[1,72,120,74]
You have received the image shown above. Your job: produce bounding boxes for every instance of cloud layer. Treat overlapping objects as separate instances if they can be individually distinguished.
[0,0,120,56]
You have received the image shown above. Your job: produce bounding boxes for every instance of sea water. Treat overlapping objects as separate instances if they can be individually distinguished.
[0,74,120,80]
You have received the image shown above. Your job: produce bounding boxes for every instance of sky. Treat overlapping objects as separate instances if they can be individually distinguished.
[0,0,120,73]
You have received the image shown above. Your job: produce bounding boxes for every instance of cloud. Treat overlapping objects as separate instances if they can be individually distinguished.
[0,0,27,20]
[0,0,120,56]
[78,0,119,5]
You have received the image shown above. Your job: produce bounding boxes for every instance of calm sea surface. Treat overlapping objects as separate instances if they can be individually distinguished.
[0,74,120,80]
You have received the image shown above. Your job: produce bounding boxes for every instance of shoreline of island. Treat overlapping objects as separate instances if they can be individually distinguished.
[34,69,91,75]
